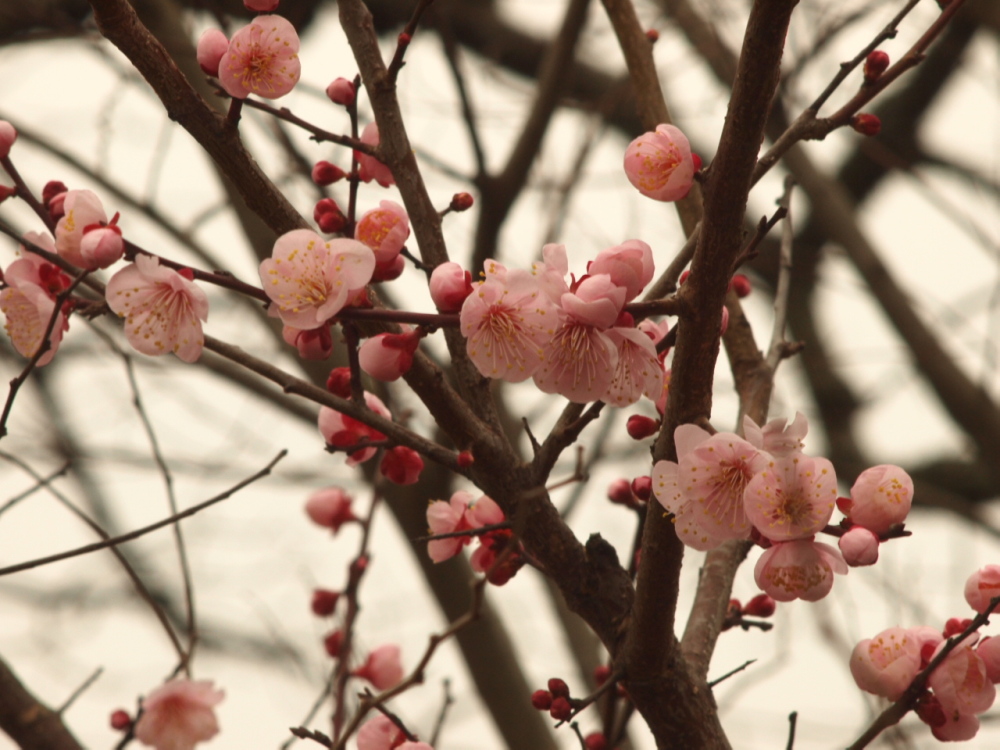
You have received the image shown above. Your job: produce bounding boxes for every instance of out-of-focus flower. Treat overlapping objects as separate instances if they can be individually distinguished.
[133,678,224,750]
[965,566,1000,614]
[304,487,357,533]
[355,122,394,187]
[196,29,228,76]
[259,229,374,329]
[0,120,17,158]
[318,392,391,465]
[352,644,404,690]
[623,124,695,202]
[326,77,356,106]
[218,15,300,99]
[55,190,108,268]
[380,446,424,485]
[105,255,209,363]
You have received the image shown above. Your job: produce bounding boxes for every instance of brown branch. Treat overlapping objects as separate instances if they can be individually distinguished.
[0,655,84,750]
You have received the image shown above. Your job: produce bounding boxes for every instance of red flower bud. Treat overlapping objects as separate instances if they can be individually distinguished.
[0,185,15,203]
[691,153,703,172]
[606,478,635,506]
[850,113,881,137]
[549,696,572,721]
[110,710,131,731]
[325,367,352,397]
[729,273,751,298]
[42,180,67,207]
[547,677,569,698]
[457,450,474,468]
[312,161,345,186]
[943,617,973,638]
[916,693,946,728]
[864,50,890,83]
[631,475,652,502]
[311,588,340,616]
[585,733,609,750]
[678,270,690,285]
[593,665,611,685]
[626,414,659,440]
[742,593,776,618]
[317,205,348,234]
[450,192,474,212]
[645,29,659,43]
[323,629,344,658]
[530,689,553,710]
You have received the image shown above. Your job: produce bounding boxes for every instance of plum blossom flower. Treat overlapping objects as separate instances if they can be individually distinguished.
[976,637,1000,683]
[426,492,503,563]
[754,538,847,602]
[928,644,996,725]
[0,120,16,158]
[196,29,228,76]
[133,678,224,750]
[838,525,879,566]
[106,255,209,363]
[304,487,357,533]
[358,328,420,381]
[281,324,332,360]
[318,392,391,465]
[743,455,837,542]
[1,242,71,366]
[429,261,473,313]
[79,216,124,269]
[356,123,394,187]
[352,644,404,690]
[460,268,558,382]
[841,464,913,534]
[354,200,409,264]
[965,566,1000,614]
[326,77,355,106]
[55,189,107,268]
[380,446,423,485]
[356,715,404,750]
[603,325,662,407]
[623,124,695,202]
[218,15,300,99]
[586,240,654,302]
[742,412,808,458]
[260,230,374,329]
[850,627,924,701]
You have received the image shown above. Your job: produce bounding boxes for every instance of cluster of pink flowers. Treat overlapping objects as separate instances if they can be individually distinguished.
[851,566,1000,742]
[457,242,664,406]
[425,491,523,585]
[652,414,913,602]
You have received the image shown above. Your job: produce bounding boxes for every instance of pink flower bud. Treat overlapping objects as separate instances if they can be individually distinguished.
[0,184,15,203]
[457,450,474,467]
[450,192,474,211]
[847,465,912,534]
[352,645,404,690]
[355,200,409,263]
[196,29,228,77]
[325,367,351,397]
[110,710,131,731]
[305,487,357,533]
[311,588,340,616]
[530,690,552,710]
[606,478,635,506]
[851,113,881,137]
[80,213,124,269]
[47,191,67,221]
[323,629,344,658]
[977,636,1000,683]
[631,475,651,502]
[729,273,751,297]
[282,325,333,360]
[742,593,776,618]
[326,77,356,106]
[838,526,879,566]
[864,50,890,83]
[311,160,345,186]
[0,120,17,159]
[244,0,279,11]
[626,414,659,440]
[944,617,973,638]
[356,123,394,187]
[358,329,420,381]
[965,565,1000,614]
[380,445,424,485]
[429,261,473,313]
[623,124,695,202]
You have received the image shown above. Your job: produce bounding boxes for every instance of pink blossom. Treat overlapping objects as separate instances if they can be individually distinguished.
[218,15,300,99]
[380,446,424,485]
[460,269,558,382]
[356,715,404,750]
[845,464,913,534]
[304,487,357,532]
[743,455,837,542]
[977,637,1000,683]
[604,326,662,407]
[359,329,420,381]
[561,274,626,329]
[326,77,355,106]
[79,215,124,269]
[260,230,375,329]
[281,324,332,360]
[928,645,996,718]
[0,270,67,366]
[0,120,17,158]
[356,123,394,187]
[55,189,107,268]
[931,710,980,742]
[850,627,923,701]
[638,317,671,346]
[196,29,228,76]
[623,124,695,202]
[466,494,504,526]
[586,240,654,302]
[352,644,404,690]
[742,412,808,458]
[965,566,1000,614]
[429,261,473,313]
[532,320,616,403]
[426,491,475,562]
[355,200,410,264]
[105,255,209,363]
[133,678,224,750]
[754,538,847,602]
[318,392,391,465]
[838,525,879,566]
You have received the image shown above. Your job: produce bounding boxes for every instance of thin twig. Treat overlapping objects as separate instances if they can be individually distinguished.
[56,667,103,715]
[707,659,756,688]
[765,177,796,371]
[0,462,70,517]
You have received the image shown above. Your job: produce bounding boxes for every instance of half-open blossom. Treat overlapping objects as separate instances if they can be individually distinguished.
[359,329,420,381]
[55,189,107,268]
[977,637,1000,683]
[318,392,391,465]
[586,240,654,302]
[742,412,808,458]
[850,627,923,701]
[744,455,837,542]
[604,325,662,407]
[928,645,996,721]
[356,122,394,187]
[106,255,209,363]
[461,269,558,382]
[218,15,300,99]
[623,124,695,202]
[0,250,69,366]
[196,29,228,76]
[281,324,332,360]
[429,261,473,312]
[260,230,375,329]
[355,200,409,263]
[380,446,423,485]
[352,644,404,690]
[839,525,879,566]
[844,464,913,534]
[305,487,357,533]
[427,491,475,562]
[965,566,1000,614]
[754,539,847,602]
[133,678,224,750]
[79,214,124,269]
[0,120,17,158]
[357,715,405,750]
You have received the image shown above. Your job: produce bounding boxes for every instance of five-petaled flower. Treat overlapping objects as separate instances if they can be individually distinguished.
[133,678,224,750]
[218,15,301,99]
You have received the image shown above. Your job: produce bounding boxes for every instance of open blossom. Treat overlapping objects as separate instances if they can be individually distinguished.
[0,253,69,367]
[133,678,224,750]
[55,189,107,268]
[356,122,394,187]
[355,200,409,263]
[353,644,404,690]
[604,325,662,407]
[754,538,847,602]
[318,392,391,465]
[426,492,503,563]
[218,15,300,99]
[742,412,808,458]
[260,230,374,329]
[850,626,924,701]
[623,124,695,202]
[843,464,913,534]
[965,566,1000,614]
[106,255,209,363]
[743,455,837,542]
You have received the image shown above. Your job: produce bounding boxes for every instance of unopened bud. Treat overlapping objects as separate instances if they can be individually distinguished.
[631,476,651,502]
[742,593,776,618]
[593,665,611,685]
[626,414,659,440]
[606,478,635,506]
[398,32,411,46]
[729,273,751,297]
[646,29,659,43]
[547,677,569,698]
[312,161,345,186]
[678,270,690,285]
[585,733,608,750]
[863,50,890,83]
[311,588,340,616]
[325,367,352,397]
[110,710,131,731]
[530,689,553,710]
[325,77,356,107]
[850,113,881,137]
[42,181,67,207]
[244,0,279,10]
[549,696,572,721]
[943,617,973,638]
[457,450,474,468]
[323,629,344,658]
[450,192,474,212]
